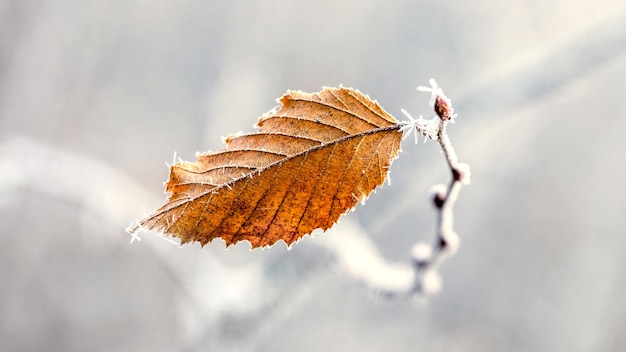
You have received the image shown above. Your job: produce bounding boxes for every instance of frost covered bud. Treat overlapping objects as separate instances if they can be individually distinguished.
[454,163,472,185]
[411,242,433,269]
[433,192,446,209]
[441,230,460,256]
[430,184,447,209]
[421,270,442,296]
[434,95,453,121]
[417,79,456,122]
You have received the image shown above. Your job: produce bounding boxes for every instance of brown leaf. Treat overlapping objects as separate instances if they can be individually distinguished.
[128,87,403,248]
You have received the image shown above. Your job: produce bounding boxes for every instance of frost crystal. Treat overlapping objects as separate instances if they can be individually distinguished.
[399,109,440,143]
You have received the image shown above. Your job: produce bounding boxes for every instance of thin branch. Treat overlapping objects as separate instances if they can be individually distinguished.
[396,79,471,297]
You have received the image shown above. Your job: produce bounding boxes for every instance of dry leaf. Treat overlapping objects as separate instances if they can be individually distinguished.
[128,87,402,248]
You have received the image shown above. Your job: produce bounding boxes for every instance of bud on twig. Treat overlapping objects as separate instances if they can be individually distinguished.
[434,95,453,121]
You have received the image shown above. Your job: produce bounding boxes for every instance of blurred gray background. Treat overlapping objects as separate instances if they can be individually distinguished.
[1,0,626,351]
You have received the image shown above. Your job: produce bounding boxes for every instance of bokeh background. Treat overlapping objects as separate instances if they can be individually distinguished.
[2,0,626,351]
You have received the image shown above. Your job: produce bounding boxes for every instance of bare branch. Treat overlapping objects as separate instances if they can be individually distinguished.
[395,79,471,297]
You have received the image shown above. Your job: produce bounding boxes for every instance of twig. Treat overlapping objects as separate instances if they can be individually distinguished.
[399,79,471,296]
